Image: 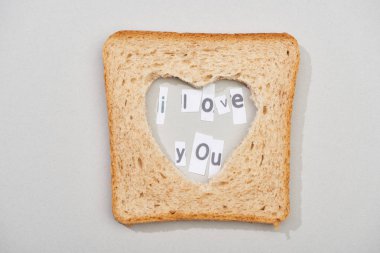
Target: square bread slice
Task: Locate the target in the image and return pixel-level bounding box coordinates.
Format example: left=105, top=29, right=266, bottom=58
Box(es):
left=103, top=31, right=300, bottom=225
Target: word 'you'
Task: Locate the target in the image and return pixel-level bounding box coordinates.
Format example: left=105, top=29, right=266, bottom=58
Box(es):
left=156, top=84, right=247, bottom=125
left=175, top=132, right=224, bottom=178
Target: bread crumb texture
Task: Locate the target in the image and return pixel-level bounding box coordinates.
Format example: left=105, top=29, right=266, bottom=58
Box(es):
left=103, top=31, right=300, bottom=225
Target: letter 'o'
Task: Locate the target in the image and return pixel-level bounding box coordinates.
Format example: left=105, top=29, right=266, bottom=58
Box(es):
left=202, top=98, right=213, bottom=112
left=195, top=143, right=209, bottom=160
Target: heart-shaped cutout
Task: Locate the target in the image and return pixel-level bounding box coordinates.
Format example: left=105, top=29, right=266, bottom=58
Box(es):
left=146, top=78, right=257, bottom=183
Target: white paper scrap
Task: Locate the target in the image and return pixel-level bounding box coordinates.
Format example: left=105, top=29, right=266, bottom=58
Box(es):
left=214, top=95, right=230, bottom=115
left=208, top=139, right=224, bottom=178
left=201, top=84, right=215, bottom=121
left=181, top=89, right=202, bottom=112
left=230, top=88, right=247, bottom=124
left=156, top=86, right=168, bottom=125
left=188, top=132, right=213, bottom=175
left=174, top=141, right=186, bottom=167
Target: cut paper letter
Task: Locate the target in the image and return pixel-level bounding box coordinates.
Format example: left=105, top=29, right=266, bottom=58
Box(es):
left=214, top=95, right=230, bottom=115
left=156, top=86, right=168, bottom=125
left=174, top=141, right=186, bottom=167
left=201, top=84, right=215, bottom=121
left=181, top=89, right=202, bottom=112
left=188, top=132, right=213, bottom=175
left=230, top=88, right=247, bottom=124
left=208, top=138, right=224, bottom=178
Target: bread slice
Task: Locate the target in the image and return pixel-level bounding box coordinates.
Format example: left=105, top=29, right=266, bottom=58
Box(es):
left=103, top=31, right=300, bottom=225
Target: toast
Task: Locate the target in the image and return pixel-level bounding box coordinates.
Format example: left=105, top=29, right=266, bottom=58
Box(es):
left=103, top=31, right=300, bottom=225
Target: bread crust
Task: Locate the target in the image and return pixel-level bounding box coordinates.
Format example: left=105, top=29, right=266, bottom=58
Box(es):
left=103, top=30, right=300, bottom=226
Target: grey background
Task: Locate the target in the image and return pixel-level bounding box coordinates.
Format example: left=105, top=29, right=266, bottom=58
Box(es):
left=0, top=0, right=379, bottom=252
left=146, top=79, right=256, bottom=183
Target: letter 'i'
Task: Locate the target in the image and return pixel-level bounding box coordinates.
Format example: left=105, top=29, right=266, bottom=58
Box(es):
left=161, top=96, right=165, bottom=113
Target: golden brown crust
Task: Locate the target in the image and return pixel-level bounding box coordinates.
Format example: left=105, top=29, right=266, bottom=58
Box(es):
left=282, top=38, right=300, bottom=221
left=103, top=30, right=300, bottom=226
left=104, top=30, right=299, bottom=52
left=115, top=212, right=280, bottom=226
left=107, top=29, right=297, bottom=39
